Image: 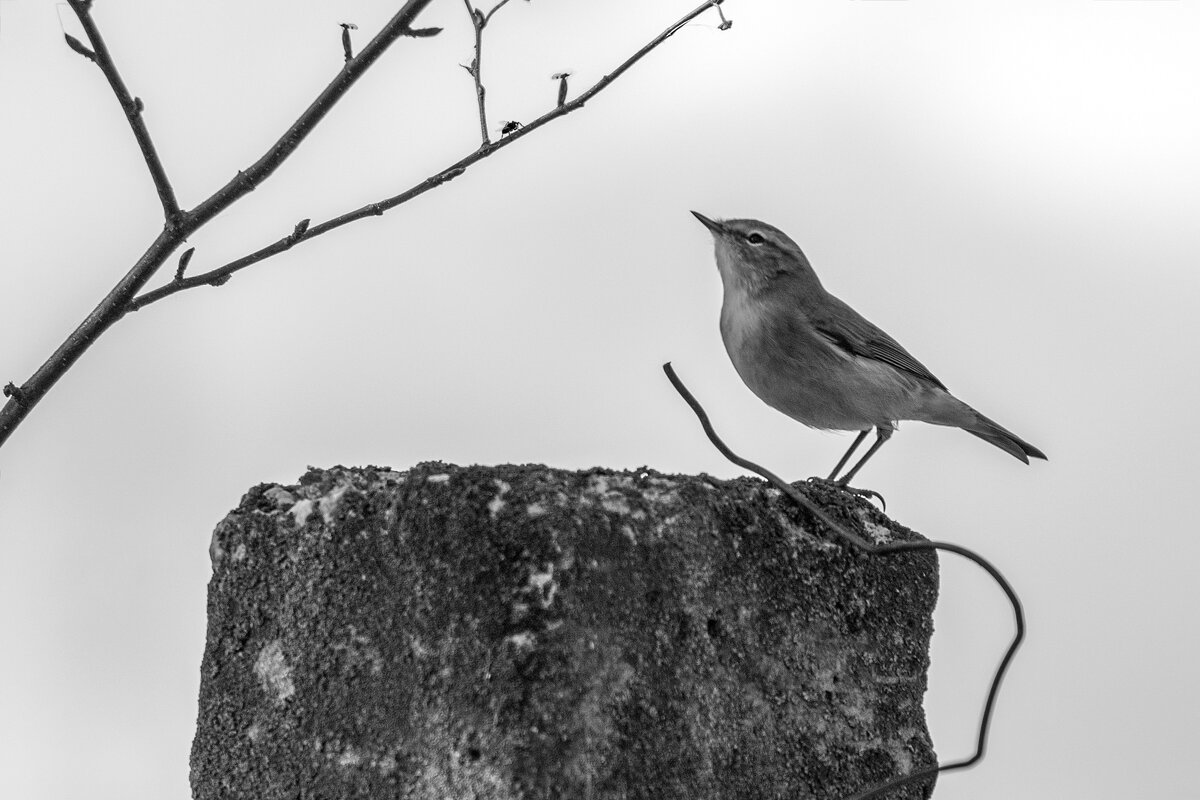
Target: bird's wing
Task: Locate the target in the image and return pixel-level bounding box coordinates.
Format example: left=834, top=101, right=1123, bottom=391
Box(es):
left=811, top=294, right=948, bottom=390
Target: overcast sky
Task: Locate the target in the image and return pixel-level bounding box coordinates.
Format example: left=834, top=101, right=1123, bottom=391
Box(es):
left=2, top=1, right=1198, bottom=798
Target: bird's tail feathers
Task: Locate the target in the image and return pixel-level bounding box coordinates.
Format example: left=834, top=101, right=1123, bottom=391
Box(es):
left=964, top=410, right=1047, bottom=464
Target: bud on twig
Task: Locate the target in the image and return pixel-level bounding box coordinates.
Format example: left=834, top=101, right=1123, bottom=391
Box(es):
left=292, top=219, right=311, bottom=240
left=174, top=247, right=195, bottom=281
left=552, top=72, right=571, bottom=108
left=3, top=383, right=24, bottom=403
left=339, top=23, right=358, bottom=62
left=63, top=33, right=97, bottom=63
left=402, top=27, right=443, bottom=38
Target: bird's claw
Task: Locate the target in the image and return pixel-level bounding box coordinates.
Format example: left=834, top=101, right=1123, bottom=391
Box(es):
left=806, top=477, right=887, bottom=512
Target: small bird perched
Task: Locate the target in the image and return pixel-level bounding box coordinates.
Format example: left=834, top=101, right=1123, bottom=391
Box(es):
left=692, top=212, right=1046, bottom=485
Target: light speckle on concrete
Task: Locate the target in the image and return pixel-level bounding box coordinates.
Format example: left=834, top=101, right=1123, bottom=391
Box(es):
left=505, top=631, right=536, bottom=650
left=289, top=499, right=314, bottom=526
left=254, top=640, right=295, bottom=705
left=488, top=479, right=510, bottom=519
left=319, top=485, right=349, bottom=525
left=264, top=486, right=296, bottom=509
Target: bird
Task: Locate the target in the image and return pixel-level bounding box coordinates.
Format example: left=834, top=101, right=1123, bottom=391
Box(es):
left=692, top=211, right=1046, bottom=486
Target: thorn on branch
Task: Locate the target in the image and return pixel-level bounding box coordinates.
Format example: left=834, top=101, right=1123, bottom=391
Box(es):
left=461, top=61, right=477, bottom=78
left=402, top=27, right=443, bottom=38
left=63, top=33, right=97, bottom=63
left=3, top=383, right=24, bottom=404
left=339, top=23, right=358, bottom=63
left=552, top=72, right=571, bottom=108
left=175, top=247, right=196, bottom=281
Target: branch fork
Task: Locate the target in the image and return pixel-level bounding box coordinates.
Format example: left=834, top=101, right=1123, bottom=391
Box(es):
left=1, top=0, right=729, bottom=450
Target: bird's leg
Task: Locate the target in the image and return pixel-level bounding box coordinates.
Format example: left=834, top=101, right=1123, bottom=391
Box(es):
left=826, top=429, right=870, bottom=482
left=806, top=428, right=887, bottom=510
left=837, top=425, right=894, bottom=486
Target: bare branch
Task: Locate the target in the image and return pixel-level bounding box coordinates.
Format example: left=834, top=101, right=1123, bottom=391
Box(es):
left=1, top=0, right=724, bottom=448
left=463, top=1, right=490, bottom=145
left=461, top=0, right=525, bottom=146
left=185, top=0, right=439, bottom=231
left=65, top=0, right=181, bottom=223
left=0, top=0, right=440, bottom=449
left=130, top=161, right=469, bottom=310
left=482, top=0, right=519, bottom=26
left=129, top=0, right=730, bottom=311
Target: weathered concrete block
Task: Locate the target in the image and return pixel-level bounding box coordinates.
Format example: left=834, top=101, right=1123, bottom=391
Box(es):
left=192, top=463, right=937, bottom=799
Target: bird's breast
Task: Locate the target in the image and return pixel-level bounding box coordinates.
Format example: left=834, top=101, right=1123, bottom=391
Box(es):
left=719, top=289, right=923, bottom=431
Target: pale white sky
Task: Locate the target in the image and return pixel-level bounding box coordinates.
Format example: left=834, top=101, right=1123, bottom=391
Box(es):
left=2, top=1, right=1198, bottom=798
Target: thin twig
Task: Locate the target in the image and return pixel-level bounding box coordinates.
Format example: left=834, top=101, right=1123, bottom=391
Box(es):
left=661, top=362, right=1026, bottom=800
left=184, top=0, right=438, bottom=232
left=128, top=0, right=729, bottom=310
left=463, top=1, right=490, bottom=145
left=0, top=0, right=439, bottom=450
left=482, top=0, right=518, bottom=26
left=1, top=0, right=722, bottom=449
left=65, top=0, right=181, bottom=224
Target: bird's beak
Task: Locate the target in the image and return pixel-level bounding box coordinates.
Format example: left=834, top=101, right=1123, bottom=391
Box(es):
left=691, top=211, right=723, bottom=235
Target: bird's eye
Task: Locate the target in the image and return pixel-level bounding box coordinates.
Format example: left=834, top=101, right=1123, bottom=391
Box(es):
left=746, top=232, right=766, bottom=246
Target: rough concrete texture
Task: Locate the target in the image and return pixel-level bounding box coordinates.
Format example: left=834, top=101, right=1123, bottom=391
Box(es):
left=192, top=463, right=938, bottom=800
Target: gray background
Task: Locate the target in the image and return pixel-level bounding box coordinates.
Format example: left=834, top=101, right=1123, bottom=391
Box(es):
left=1, top=1, right=1197, bottom=798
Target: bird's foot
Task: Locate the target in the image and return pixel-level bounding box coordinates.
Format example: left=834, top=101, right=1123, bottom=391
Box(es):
left=806, top=477, right=887, bottom=512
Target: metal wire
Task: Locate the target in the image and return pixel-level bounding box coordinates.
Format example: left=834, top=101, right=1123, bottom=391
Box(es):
left=663, top=362, right=1025, bottom=800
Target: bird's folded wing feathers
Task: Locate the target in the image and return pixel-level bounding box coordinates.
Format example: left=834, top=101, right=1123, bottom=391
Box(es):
left=812, top=294, right=947, bottom=390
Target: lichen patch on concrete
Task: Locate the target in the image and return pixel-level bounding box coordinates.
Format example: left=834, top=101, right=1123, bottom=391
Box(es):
left=288, top=499, right=314, bottom=527
left=319, top=484, right=348, bottom=525
left=858, top=511, right=896, bottom=544
left=253, top=640, right=295, bottom=705
left=488, top=479, right=510, bottom=519
left=263, top=486, right=296, bottom=509
left=526, top=563, right=558, bottom=609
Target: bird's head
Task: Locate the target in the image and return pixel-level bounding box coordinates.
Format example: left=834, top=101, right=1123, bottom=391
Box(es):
left=691, top=211, right=819, bottom=294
